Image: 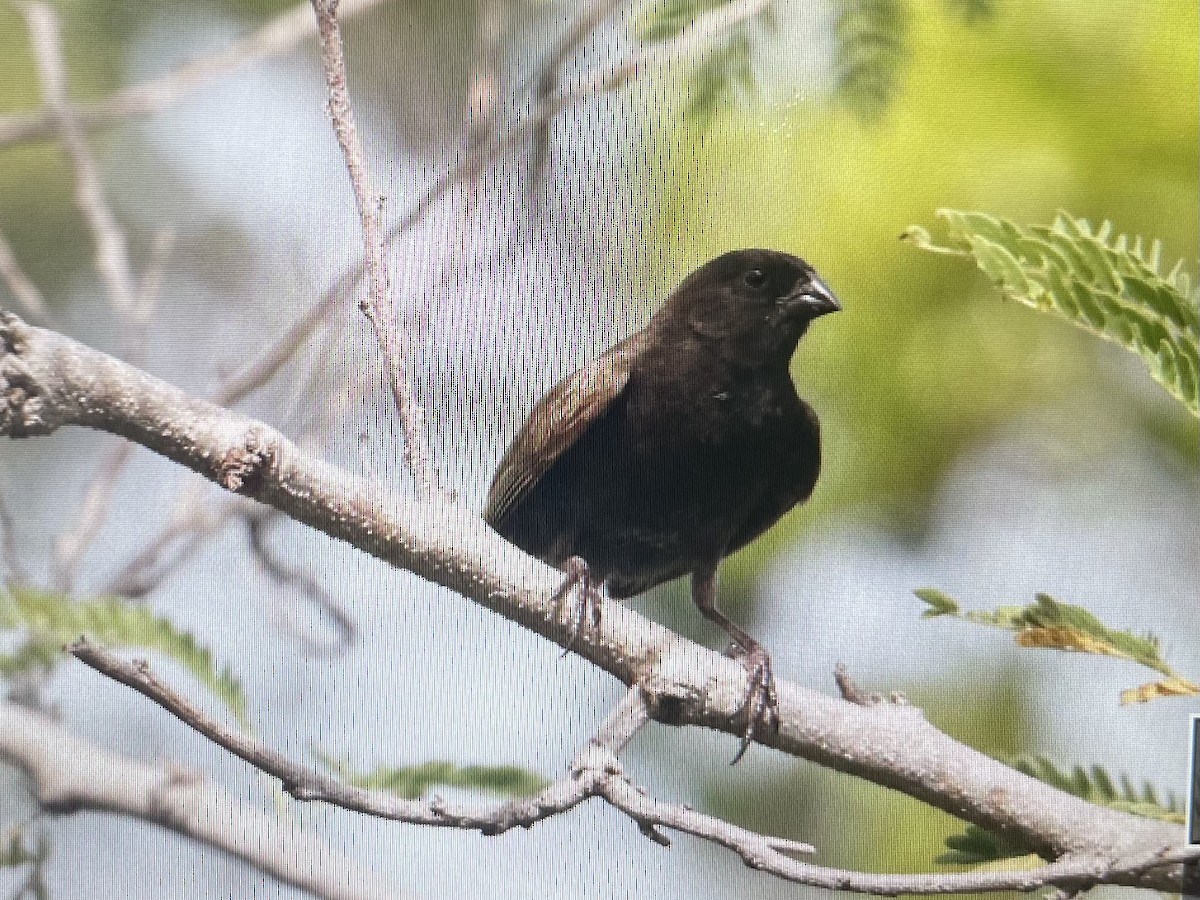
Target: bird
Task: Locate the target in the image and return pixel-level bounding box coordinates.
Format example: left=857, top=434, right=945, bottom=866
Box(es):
left=484, top=249, right=840, bottom=762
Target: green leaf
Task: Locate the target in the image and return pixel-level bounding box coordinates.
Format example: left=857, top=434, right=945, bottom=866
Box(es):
left=0, top=587, right=247, bottom=726
left=915, top=589, right=1200, bottom=704
left=317, top=755, right=551, bottom=800
left=904, top=209, right=1200, bottom=416
left=914, top=587, right=959, bottom=617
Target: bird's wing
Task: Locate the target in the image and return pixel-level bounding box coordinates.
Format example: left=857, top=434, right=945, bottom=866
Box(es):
left=484, top=336, right=639, bottom=528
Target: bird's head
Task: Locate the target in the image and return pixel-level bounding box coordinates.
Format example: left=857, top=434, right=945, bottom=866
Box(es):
left=658, top=249, right=841, bottom=363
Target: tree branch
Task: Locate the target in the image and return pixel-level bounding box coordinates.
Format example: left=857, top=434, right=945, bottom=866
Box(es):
left=0, top=312, right=1188, bottom=895
left=0, top=698, right=401, bottom=900
left=66, top=639, right=1199, bottom=896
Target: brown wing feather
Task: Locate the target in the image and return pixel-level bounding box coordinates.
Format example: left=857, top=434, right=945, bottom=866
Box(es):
left=484, top=335, right=640, bottom=528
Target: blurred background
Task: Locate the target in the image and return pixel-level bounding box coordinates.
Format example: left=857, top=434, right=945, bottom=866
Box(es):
left=0, top=0, right=1196, bottom=897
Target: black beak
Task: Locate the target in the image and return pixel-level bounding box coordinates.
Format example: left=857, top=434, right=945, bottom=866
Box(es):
left=782, top=274, right=841, bottom=318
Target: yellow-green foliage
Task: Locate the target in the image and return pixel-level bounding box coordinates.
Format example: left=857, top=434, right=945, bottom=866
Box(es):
left=916, top=589, right=1200, bottom=704
left=0, top=587, right=247, bottom=725
left=906, top=210, right=1198, bottom=416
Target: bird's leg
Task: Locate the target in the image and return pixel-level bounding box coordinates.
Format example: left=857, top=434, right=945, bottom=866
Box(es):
left=550, top=556, right=604, bottom=655
left=691, top=564, right=779, bottom=764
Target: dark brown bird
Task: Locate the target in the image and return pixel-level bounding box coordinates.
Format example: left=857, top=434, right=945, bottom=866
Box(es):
left=485, top=249, right=840, bottom=761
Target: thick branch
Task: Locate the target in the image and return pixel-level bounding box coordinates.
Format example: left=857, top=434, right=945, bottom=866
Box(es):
left=0, top=312, right=1187, bottom=892
left=0, top=699, right=400, bottom=900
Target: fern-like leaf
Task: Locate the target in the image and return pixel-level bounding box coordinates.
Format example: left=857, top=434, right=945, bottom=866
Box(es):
left=0, top=587, right=247, bottom=725
left=317, top=754, right=551, bottom=800
left=940, top=758, right=1182, bottom=866
left=914, top=589, right=1200, bottom=704
left=903, top=210, right=1200, bottom=417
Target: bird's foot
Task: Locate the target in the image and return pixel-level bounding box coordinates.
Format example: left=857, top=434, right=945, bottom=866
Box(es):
left=725, top=640, right=779, bottom=765
left=549, top=556, right=603, bottom=656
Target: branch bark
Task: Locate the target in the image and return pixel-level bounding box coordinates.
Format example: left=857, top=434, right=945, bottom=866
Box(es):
left=0, top=311, right=1188, bottom=894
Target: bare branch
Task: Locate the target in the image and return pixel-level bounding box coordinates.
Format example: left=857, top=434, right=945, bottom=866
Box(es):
left=0, top=0, right=390, bottom=150
left=0, top=227, right=49, bottom=323
left=22, top=2, right=136, bottom=312
left=50, top=228, right=176, bottom=593
left=0, top=313, right=1187, bottom=893
left=103, top=484, right=239, bottom=597
left=245, top=507, right=356, bottom=652
left=309, top=0, right=439, bottom=497
left=66, top=639, right=1196, bottom=896
left=51, top=442, right=135, bottom=592
left=0, top=698, right=401, bottom=900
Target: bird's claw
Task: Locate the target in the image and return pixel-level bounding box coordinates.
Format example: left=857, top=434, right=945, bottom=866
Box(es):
left=727, top=641, right=779, bottom=765
left=550, top=556, right=603, bottom=656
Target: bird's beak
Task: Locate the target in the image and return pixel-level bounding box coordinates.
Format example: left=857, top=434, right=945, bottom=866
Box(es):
left=782, top=275, right=841, bottom=318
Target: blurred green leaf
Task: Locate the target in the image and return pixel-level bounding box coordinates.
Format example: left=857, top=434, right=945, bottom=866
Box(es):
left=835, top=0, right=909, bottom=120
left=905, top=210, right=1200, bottom=416
left=943, top=0, right=996, bottom=23
left=633, top=0, right=732, bottom=42
left=318, top=754, right=551, bottom=800
left=915, top=588, right=960, bottom=617
left=0, top=586, right=248, bottom=725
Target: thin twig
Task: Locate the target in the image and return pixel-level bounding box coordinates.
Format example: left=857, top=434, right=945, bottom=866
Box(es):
left=527, top=0, right=626, bottom=187
left=309, top=0, right=439, bottom=497
left=0, top=0, right=390, bottom=150
left=245, top=507, right=356, bottom=652
left=51, top=442, right=135, bottom=593
left=397, top=0, right=769, bottom=232
left=0, top=227, right=49, bottom=323
left=50, top=228, right=176, bottom=593
left=22, top=2, right=135, bottom=312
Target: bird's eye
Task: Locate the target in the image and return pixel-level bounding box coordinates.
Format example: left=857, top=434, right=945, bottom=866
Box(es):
left=742, top=269, right=767, bottom=290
